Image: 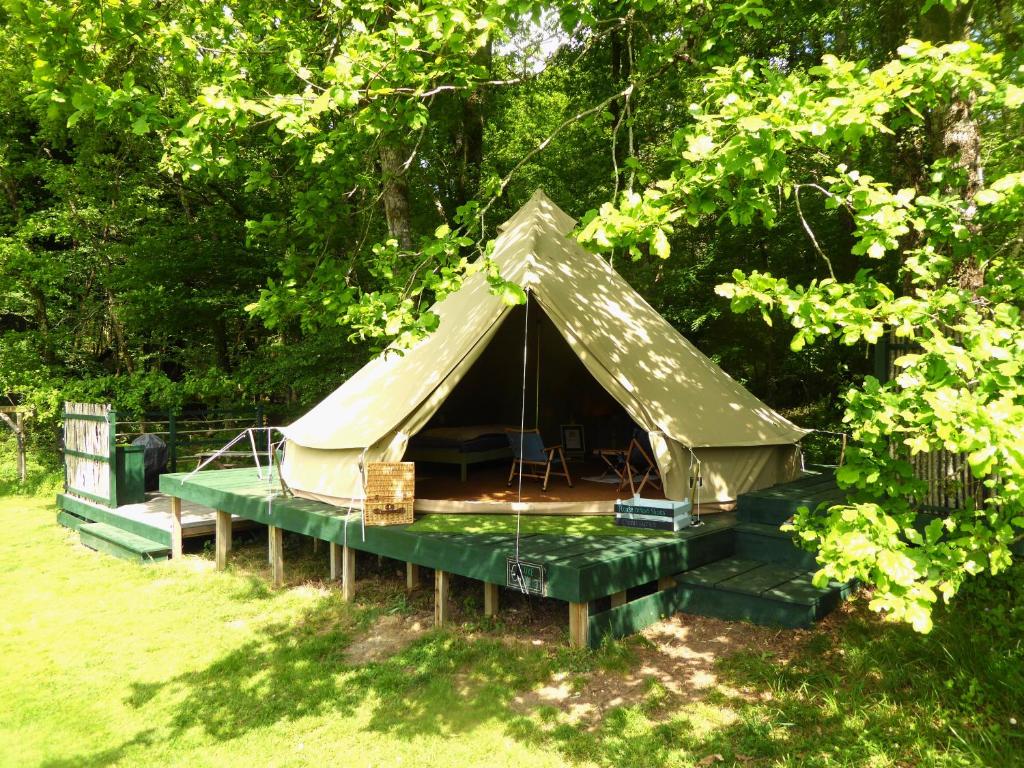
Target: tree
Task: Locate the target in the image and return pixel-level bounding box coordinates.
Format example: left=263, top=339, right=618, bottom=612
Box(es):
left=578, top=1, right=1024, bottom=631
left=3, top=0, right=1022, bottom=630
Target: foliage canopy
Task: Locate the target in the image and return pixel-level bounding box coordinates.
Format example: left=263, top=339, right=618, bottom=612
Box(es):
left=1, top=0, right=1022, bottom=628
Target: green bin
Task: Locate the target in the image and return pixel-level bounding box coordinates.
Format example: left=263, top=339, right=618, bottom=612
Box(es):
left=115, top=445, right=147, bottom=506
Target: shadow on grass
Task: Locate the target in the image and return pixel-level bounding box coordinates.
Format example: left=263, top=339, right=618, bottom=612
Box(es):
left=123, top=592, right=556, bottom=743
left=46, top=535, right=1024, bottom=768
left=38, top=730, right=158, bottom=768
left=507, top=593, right=1024, bottom=767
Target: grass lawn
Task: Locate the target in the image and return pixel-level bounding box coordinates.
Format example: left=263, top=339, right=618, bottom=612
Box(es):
left=1, top=493, right=1021, bottom=767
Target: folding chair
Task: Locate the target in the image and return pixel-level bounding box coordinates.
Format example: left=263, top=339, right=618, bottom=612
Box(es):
left=595, top=446, right=629, bottom=486
left=596, top=429, right=662, bottom=496
left=505, top=428, right=573, bottom=491
left=623, top=431, right=662, bottom=496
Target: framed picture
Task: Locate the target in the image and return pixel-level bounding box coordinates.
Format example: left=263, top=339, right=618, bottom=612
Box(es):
left=560, top=424, right=585, bottom=459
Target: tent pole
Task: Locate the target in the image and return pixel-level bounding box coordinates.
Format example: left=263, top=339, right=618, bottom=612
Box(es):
left=534, top=310, right=541, bottom=429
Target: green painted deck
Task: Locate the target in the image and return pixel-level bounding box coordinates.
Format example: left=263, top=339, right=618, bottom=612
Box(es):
left=159, top=468, right=735, bottom=605
left=148, top=466, right=852, bottom=647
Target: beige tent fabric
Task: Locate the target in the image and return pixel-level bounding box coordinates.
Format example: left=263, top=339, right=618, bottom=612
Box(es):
left=281, top=189, right=809, bottom=506
left=692, top=445, right=804, bottom=502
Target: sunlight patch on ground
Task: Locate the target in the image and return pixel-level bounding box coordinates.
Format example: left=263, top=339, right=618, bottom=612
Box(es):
left=344, top=612, right=432, bottom=665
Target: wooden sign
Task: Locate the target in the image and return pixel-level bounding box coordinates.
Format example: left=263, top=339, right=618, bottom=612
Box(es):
left=506, top=558, right=545, bottom=595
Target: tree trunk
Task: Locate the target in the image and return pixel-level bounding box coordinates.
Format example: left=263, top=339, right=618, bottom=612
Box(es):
left=378, top=143, right=414, bottom=250
left=28, top=285, right=55, bottom=364
left=106, top=288, right=134, bottom=374
left=609, top=28, right=627, bottom=182
left=447, top=40, right=490, bottom=215
left=919, top=1, right=984, bottom=291
left=457, top=83, right=485, bottom=208
left=213, top=315, right=230, bottom=370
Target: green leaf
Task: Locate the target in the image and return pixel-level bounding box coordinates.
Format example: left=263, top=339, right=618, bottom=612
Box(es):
left=496, top=282, right=527, bottom=306
left=974, top=188, right=1000, bottom=206
left=651, top=228, right=670, bottom=259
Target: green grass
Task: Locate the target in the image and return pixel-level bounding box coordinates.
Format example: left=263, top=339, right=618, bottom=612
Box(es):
left=408, top=513, right=675, bottom=537
left=0, top=438, right=63, bottom=497
left=2, top=494, right=1021, bottom=767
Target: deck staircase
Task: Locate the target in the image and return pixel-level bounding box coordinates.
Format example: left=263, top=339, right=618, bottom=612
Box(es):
left=57, top=507, right=170, bottom=563
left=673, top=471, right=854, bottom=628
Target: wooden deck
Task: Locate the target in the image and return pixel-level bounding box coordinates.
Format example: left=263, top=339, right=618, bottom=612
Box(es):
left=54, top=466, right=857, bottom=647
left=159, top=467, right=735, bottom=646
left=413, top=461, right=669, bottom=514
left=56, top=490, right=250, bottom=548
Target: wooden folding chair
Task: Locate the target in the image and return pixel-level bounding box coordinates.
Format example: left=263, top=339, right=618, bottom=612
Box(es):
left=622, top=432, right=662, bottom=496
left=505, top=428, right=573, bottom=491
left=596, top=430, right=663, bottom=496
left=595, top=446, right=629, bottom=485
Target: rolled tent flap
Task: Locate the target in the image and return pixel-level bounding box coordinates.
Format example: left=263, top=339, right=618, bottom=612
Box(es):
left=689, top=444, right=804, bottom=503
left=281, top=432, right=409, bottom=507
left=280, top=189, right=810, bottom=507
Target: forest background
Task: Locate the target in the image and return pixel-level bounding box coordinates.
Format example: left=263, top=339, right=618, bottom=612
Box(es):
left=1, top=0, right=1021, bottom=627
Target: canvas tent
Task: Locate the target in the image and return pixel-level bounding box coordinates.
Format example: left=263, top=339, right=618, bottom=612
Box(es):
left=280, top=189, right=809, bottom=510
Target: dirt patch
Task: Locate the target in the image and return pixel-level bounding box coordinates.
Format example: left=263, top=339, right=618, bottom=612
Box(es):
left=344, top=611, right=432, bottom=665
left=513, top=612, right=815, bottom=726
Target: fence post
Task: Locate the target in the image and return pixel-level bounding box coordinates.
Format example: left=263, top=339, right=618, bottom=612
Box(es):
left=61, top=406, right=69, bottom=494
left=107, top=409, right=118, bottom=508
left=168, top=412, right=177, bottom=473
left=255, top=405, right=266, bottom=452
left=872, top=334, right=890, bottom=383
left=15, top=411, right=25, bottom=483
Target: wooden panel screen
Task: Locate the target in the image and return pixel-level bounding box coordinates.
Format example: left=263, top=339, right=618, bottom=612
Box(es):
left=63, top=402, right=115, bottom=506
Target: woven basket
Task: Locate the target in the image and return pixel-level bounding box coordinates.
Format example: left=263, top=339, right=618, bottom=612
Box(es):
left=363, top=462, right=415, bottom=526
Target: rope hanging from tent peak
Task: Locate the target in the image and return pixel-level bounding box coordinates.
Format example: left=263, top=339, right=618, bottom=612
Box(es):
left=510, top=289, right=532, bottom=595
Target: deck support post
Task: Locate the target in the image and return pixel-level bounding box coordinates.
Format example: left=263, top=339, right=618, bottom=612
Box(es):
left=610, top=590, right=627, bottom=608
left=329, top=542, right=343, bottom=581
left=341, top=545, right=355, bottom=602
left=406, top=562, right=420, bottom=591
left=484, top=582, right=499, bottom=617
left=435, top=569, right=451, bottom=627
left=312, top=537, right=320, bottom=554
left=215, top=509, right=231, bottom=570
left=270, top=525, right=284, bottom=587
left=569, top=602, right=589, bottom=648
left=169, top=496, right=183, bottom=559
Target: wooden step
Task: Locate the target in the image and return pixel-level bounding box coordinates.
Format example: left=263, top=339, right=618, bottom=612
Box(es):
left=57, top=509, right=89, bottom=532
left=735, top=489, right=846, bottom=525
left=734, top=522, right=819, bottom=570
left=675, top=556, right=851, bottom=628
left=734, top=471, right=846, bottom=526
left=79, top=522, right=170, bottom=564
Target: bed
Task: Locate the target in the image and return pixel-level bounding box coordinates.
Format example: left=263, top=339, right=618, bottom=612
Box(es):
left=405, top=425, right=513, bottom=481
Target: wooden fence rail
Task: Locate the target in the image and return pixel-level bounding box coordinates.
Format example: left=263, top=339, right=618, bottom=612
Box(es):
left=62, top=403, right=264, bottom=507
left=115, top=408, right=264, bottom=472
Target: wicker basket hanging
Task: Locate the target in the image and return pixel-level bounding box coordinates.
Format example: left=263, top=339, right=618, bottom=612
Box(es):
left=363, top=461, right=415, bottom=526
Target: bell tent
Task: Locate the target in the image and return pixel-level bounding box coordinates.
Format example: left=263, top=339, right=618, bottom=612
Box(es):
left=280, top=190, right=808, bottom=510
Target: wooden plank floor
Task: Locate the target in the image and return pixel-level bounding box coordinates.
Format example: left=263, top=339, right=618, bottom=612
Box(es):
left=57, top=491, right=246, bottom=539
left=159, top=468, right=735, bottom=604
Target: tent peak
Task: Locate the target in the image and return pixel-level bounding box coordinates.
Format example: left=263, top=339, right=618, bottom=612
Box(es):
left=497, top=188, right=577, bottom=237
